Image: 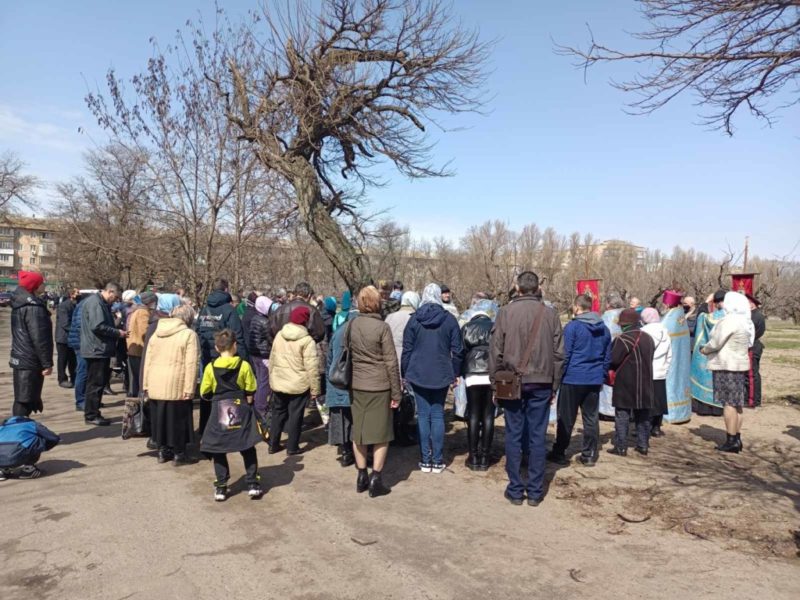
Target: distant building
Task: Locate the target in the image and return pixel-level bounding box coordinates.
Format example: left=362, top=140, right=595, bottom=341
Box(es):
left=0, top=218, right=60, bottom=291
left=590, top=239, right=648, bottom=268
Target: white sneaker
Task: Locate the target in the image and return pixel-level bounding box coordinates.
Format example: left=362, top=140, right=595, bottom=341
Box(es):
left=419, top=462, right=432, bottom=473
left=214, top=486, right=227, bottom=502
left=0, top=468, right=10, bottom=481
left=431, top=463, right=446, bottom=474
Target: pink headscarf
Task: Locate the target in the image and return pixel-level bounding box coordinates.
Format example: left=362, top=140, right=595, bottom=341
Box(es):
left=641, top=307, right=660, bottom=324
left=255, top=295, right=273, bottom=316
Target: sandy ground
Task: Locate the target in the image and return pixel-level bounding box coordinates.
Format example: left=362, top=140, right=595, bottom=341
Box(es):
left=0, top=310, right=798, bottom=600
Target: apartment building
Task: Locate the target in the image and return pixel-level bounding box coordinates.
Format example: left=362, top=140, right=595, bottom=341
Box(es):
left=0, top=218, right=59, bottom=291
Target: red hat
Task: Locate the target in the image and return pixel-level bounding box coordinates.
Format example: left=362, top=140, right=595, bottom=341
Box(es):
left=18, top=271, right=44, bottom=294
left=290, top=305, right=311, bottom=326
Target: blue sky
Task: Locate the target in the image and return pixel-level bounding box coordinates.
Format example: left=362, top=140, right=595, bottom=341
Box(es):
left=1, top=0, right=798, bottom=260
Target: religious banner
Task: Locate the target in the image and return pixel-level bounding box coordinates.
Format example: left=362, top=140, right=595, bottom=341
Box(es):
left=731, top=273, right=757, bottom=296
left=576, top=279, right=601, bottom=313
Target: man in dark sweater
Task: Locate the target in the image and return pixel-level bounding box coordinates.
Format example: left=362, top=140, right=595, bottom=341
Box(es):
left=269, top=282, right=325, bottom=343
left=547, top=294, right=611, bottom=467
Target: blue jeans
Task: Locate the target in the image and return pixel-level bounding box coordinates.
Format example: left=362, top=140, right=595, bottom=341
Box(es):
left=74, top=354, right=87, bottom=408
left=502, top=384, right=552, bottom=500
left=413, top=385, right=448, bottom=465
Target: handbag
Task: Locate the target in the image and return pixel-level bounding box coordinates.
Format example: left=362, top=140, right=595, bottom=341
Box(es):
left=121, top=393, right=148, bottom=440
left=494, top=304, right=545, bottom=401
left=328, top=320, right=353, bottom=390
left=606, top=332, right=642, bottom=386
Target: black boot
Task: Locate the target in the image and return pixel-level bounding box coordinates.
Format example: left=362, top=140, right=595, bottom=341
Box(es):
left=734, top=433, right=743, bottom=452
left=478, top=450, right=490, bottom=471
left=368, top=470, right=391, bottom=498
left=340, top=449, right=355, bottom=467
left=716, top=434, right=741, bottom=453
left=466, top=451, right=479, bottom=471
left=356, top=468, right=369, bottom=493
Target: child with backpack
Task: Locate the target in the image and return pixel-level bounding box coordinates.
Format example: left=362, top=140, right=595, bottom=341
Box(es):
left=199, top=329, right=263, bottom=501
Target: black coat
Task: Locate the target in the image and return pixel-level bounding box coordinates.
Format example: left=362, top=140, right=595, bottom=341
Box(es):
left=610, top=329, right=655, bottom=411
left=461, top=315, right=493, bottom=377
left=247, top=312, right=273, bottom=359
left=9, top=287, right=54, bottom=371
left=269, top=298, right=325, bottom=343
left=241, top=305, right=257, bottom=342
left=195, top=290, right=249, bottom=364
left=54, top=297, right=74, bottom=345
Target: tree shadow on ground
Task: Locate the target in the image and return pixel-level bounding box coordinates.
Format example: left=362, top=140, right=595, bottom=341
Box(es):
left=58, top=417, right=123, bottom=445
left=784, top=425, right=800, bottom=443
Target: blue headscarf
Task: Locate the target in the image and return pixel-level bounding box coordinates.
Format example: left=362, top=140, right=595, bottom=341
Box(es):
left=340, top=290, right=352, bottom=312
left=324, top=296, right=337, bottom=314
left=157, top=293, right=182, bottom=313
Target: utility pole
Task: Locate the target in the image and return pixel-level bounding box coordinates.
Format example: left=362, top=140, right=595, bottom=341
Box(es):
left=743, top=236, right=750, bottom=271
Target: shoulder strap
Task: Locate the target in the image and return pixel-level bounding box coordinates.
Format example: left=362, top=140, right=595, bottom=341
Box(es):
left=515, top=303, right=545, bottom=375
left=617, top=332, right=642, bottom=373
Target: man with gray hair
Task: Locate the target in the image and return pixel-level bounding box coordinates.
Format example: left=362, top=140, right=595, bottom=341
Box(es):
left=81, top=282, right=128, bottom=426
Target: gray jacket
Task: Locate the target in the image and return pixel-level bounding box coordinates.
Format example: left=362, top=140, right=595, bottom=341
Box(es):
left=80, top=293, right=120, bottom=359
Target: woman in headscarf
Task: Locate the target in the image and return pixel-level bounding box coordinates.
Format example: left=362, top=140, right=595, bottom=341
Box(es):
left=247, top=295, right=274, bottom=415
left=348, top=286, right=402, bottom=497
left=607, top=309, right=656, bottom=457
left=142, top=304, right=200, bottom=465
left=332, top=291, right=352, bottom=332
left=640, top=307, right=672, bottom=438
left=385, top=291, right=421, bottom=365
left=460, top=300, right=499, bottom=470
left=321, top=296, right=337, bottom=342
left=402, top=283, right=464, bottom=474
left=700, top=291, right=753, bottom=453
left=326, top=294, right=358, bottom=467
left=691, top=293, right=726, bottom=416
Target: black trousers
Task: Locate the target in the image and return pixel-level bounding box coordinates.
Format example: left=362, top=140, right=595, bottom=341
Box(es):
left=212, top=447, right=258, bottom=486
left=84, top=358, right=110, bottom=420
left=466, top=384, right=495, bottom=456
left=614, top=408, right=650, bottom=450
left=12, top=368, right=44, bottom=415
left=56, top=343, right=76, bottom=384
left=128, top=356, right=142, bottom=398
left=270, top=391, right=309, bottom=452
left=554, top=383, right=601, bottom=459
left=750, top=342, right=763, bottom=407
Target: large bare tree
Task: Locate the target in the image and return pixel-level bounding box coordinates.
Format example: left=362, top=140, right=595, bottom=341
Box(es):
left=0, top=151, right=40, bottom=215
left=559, top=0, right=800, bottom=134
left=210, top=0, right=491, bottom=289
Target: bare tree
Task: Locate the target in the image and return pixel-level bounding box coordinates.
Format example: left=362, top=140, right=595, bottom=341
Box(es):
left=0, top=151, right=40, bottom=214
left=210, top=0, right=492, bottom=289
left=558, top=1, right=800, bottom=134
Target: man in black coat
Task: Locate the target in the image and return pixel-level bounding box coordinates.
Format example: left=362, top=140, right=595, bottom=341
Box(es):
left=269, top=282, right=325, bottom=343
left=55, top=288, right=78, bottom=388
left=80, top=282, right=126, bottom=426
left=195, top=278, right=249, bottom=434
left=9, top=271, right=54, bottom=417
left=747, top=294, right=766, bottom=407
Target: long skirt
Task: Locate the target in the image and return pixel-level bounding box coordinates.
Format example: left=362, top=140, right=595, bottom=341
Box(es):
left=150, top=399, right=194, bottom=453
left=351, top=389, right=393, bottom=445
left=328, top=406, right=353, bottom=446
left=653, top=379, right=668, bottom=416
left=712, top=370, right=747, bottom=408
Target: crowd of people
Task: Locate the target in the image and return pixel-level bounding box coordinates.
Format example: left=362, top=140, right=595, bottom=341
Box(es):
left=4, top=269, right=765, bottom=505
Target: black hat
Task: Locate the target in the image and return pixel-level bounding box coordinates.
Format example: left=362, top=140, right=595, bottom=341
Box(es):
left=713, top=289, right=727, bottom=303
left=440, top=284, right=451, bottom=294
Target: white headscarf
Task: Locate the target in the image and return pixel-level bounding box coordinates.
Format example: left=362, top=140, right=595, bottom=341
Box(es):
left=723, top=291, right=755, bottom=346
left=421, top=283, right=443, bottom=307
left=401, top=291, right=421, bottom=310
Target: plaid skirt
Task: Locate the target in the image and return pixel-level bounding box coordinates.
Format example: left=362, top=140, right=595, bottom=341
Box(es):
left=712, top=370, right=747, bottom=408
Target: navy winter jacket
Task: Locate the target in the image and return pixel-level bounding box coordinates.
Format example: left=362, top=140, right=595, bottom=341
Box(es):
left=561, top=312, right=612, bottom=386
left=195, top=290, right=249, bottom=365
left=401, top=303, right=464, bottom=390
left=67, top=299, right=84, bottom=351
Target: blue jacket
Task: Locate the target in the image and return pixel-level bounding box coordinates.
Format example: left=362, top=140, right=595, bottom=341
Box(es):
left=0, top=416, right=60, bottom=468
left=325, top=310, right=356, bottom=408
left=67, top=299, right=85, bottom=351
left=401, top=303, right=464, bottom=390
left=562, top=312, right=612, bottom=386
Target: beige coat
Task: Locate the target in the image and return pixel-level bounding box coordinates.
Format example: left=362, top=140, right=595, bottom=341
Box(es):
left=142, top=318, right=199, bottom=400
left=701, top=316, right=750, bottom=372
left=269, top=323, right=320, bottom=396
left=127, top=306, right=150, bottom=357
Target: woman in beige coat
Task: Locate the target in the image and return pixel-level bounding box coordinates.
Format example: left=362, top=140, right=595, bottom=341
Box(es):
left=268, top=306, right=320, bottom=455
left=143, top=304, right=200, bottom=465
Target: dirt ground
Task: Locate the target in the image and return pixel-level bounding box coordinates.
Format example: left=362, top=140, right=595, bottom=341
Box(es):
left=0, top=310, right=798, bottom=600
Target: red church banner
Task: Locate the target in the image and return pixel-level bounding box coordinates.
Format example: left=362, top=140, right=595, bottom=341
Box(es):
left=576, top=279, right=601, bottom=313
left=731, top=273, right=757, bottom=296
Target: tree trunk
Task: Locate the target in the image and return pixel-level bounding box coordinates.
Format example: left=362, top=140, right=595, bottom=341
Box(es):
left=291, top=162, right=371, bottom=292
